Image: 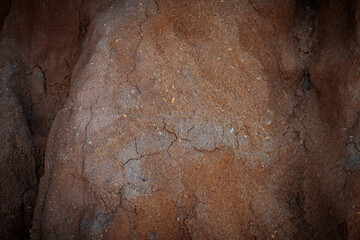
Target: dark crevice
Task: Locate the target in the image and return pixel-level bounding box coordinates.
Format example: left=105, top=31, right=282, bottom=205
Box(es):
left=78, top=11, right=90, bottom=43
left=302, top=70, right=313, bottom=94
left=1, top=1, right=93, bottom=239
left=344, top=0, right=358, bottom=43
left=153, top=0, right=160, bottom=13
left=292, top=0, right=360, bottom=239
left=33, top=65, right=47, bottom=93
left=0, top=0, right=11, bottom=32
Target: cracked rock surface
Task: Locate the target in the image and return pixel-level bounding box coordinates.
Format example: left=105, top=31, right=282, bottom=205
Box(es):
left=1, top=0, right=360, bottom=239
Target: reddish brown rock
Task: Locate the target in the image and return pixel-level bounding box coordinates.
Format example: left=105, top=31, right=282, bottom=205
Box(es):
left=1, top=0, right=360, bottom=239
left=30, top=0, right=306, bottom=238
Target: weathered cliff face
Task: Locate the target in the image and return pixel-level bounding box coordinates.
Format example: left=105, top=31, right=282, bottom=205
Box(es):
left=1, top=0, right=360, bottom=239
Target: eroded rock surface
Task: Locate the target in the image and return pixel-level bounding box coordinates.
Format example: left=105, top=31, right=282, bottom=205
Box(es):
left=1, top=0, right=360, bottom=239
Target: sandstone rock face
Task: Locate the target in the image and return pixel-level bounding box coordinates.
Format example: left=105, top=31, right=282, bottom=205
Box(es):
left=1, top=0, right=360, bottom=239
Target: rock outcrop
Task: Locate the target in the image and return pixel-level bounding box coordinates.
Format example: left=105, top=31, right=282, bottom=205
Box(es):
left=1, top=0, right=360, bottom=239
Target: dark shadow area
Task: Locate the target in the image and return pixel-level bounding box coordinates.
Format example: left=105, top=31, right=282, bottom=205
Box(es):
left=0, top=0, right=11, bottom=32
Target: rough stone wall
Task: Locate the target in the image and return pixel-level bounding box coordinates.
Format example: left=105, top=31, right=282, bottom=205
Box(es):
left=0, top=0, right=360, bottom=239
left=0, top=0, right=83, bottom=238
